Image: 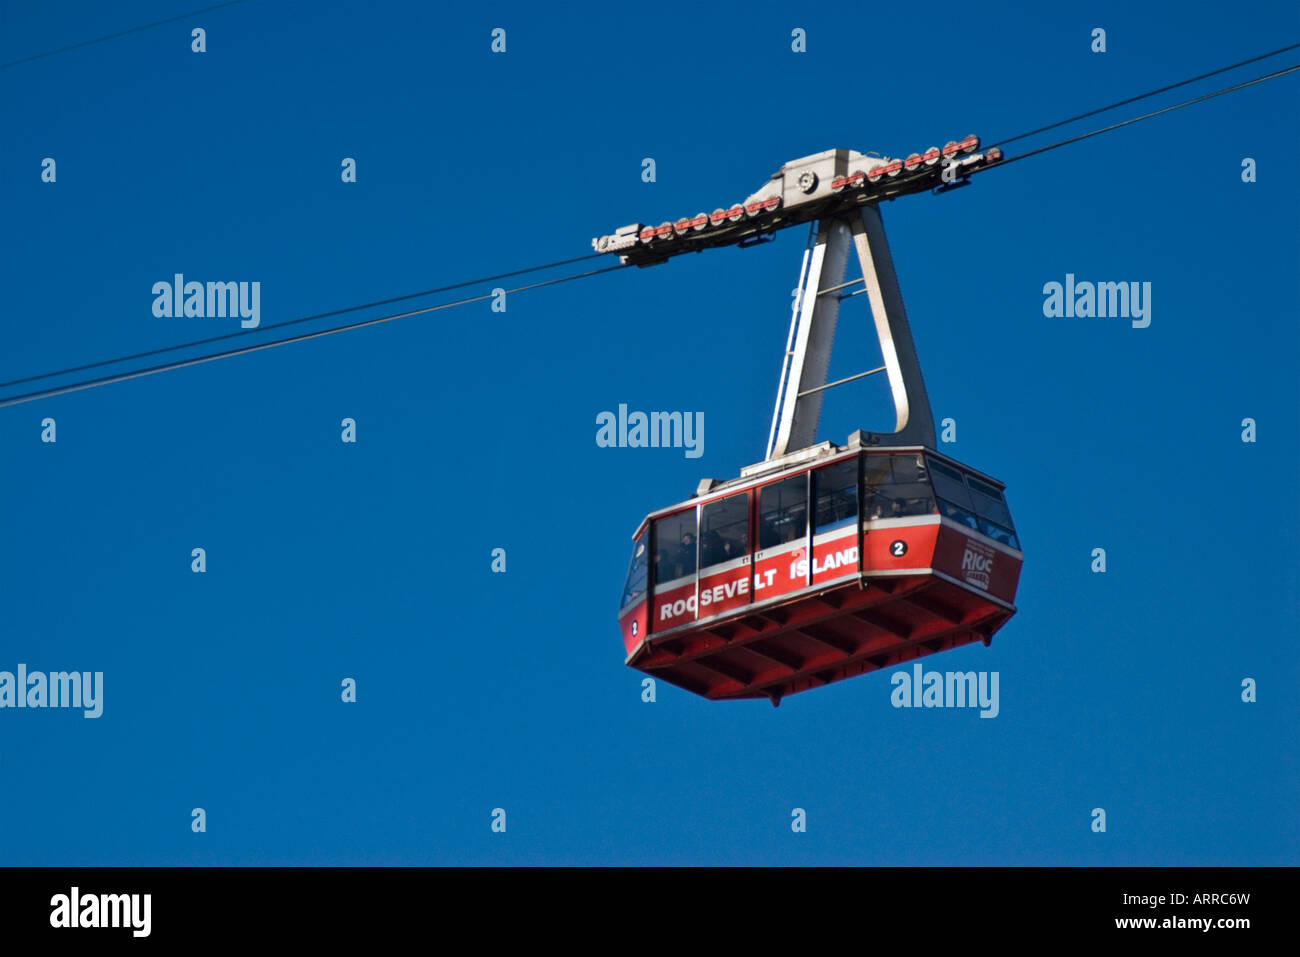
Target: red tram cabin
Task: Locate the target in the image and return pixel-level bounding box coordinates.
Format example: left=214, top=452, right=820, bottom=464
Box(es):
left=617, top=436, right=1021, bottom=705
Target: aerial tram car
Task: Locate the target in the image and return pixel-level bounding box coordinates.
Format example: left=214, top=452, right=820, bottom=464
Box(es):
left=595, top=137, right=1022, bottom=705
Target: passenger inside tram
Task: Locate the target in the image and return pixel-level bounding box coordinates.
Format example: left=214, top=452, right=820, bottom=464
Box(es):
left=700, top=493, right=749, bottom=569
left=759, top=475, right=807, bottom=549
left=674, top=532, right=697, bottom=578
left=655, top=548, right=672, bottom=584
left=700, top=529, right=727, bottom=566
left=866, top=491, right=937, bottom=519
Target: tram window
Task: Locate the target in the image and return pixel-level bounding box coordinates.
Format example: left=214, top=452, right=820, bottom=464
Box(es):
left=891, top=453, right=928, bottom=485
left=813, top=459, right=858, bottom=533
left=700, top=492, right=749, bottom=569
left=759, top=474, right=807, bottom=549
left=653, top=510, right=697, bottom=585
left=928, top=459, right=979, bottom=530
left=938, top=500, right=979, bottom=530
left=620, top=532, right=648, bottom=609
left=862, top=455, right=893, bottom=490
left=968, top=476, right=1015, bottom=530
left=929, top=459, right=973, bottom=508
left=864, top=455, right=936, bottom=519
left=979, top=520, right=1020, bottom=549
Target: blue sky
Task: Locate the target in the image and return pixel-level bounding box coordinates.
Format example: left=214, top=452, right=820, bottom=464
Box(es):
left=0, top=0, right=1296, bottom=865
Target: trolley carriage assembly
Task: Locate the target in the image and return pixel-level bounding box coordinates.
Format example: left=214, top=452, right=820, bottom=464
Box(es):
left=599, top=136, right=1021, bottom=706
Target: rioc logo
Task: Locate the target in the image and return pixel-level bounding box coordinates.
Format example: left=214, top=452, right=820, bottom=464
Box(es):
left=961, top=544, right=993, bottom=590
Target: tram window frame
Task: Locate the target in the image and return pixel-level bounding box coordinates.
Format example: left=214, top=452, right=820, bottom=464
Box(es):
left=699, top=492, right=750, bottom=571
left=620, top=530, right=649, bottom=610
left=651, top=509, right=698, bottom=587
left=758, top=473, right=808, bottom=550
left=813, top=459, right=859, bottom=534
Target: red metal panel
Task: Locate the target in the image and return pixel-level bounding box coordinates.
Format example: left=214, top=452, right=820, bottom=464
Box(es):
left=932, top=524, right=1022, bottom=604
left=697, top=563, right=753, bottom=618
left=618, top=599, right=647, bottom=657
left=862, top=521, right=938, bottom=573
left=652, top=579, right=696, bottom=632
left=751, top=541, right=805, bottom=602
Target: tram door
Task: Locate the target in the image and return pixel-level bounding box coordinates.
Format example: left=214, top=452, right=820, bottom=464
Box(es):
left=810, top=458, right=860, bottom=586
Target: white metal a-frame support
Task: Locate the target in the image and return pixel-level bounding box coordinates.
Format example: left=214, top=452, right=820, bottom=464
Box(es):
left=765, top=204, right=937, bottom=461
